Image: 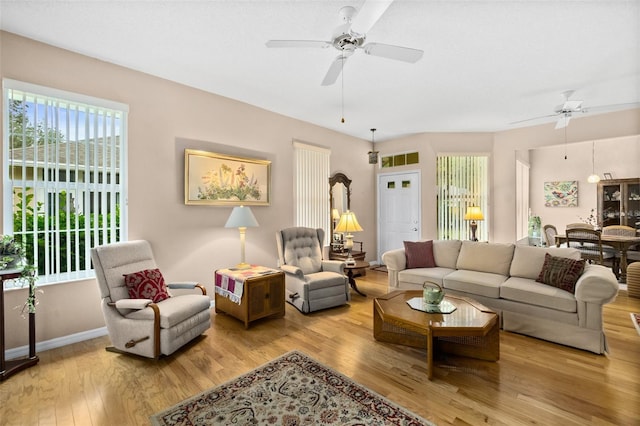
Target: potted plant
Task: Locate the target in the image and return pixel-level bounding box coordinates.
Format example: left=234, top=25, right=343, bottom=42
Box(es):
left=0, top=235, right=38, bottom=314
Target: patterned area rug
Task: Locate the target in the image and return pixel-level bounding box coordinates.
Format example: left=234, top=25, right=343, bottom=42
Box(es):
left=150, top=350, right=434, bottom=426
left=632, top=313, right=640, bottom=336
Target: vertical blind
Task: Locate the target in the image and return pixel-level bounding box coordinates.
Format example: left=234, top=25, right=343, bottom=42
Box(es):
left=3, top=79, right=128, bottom=284
left=293, top=141, right=330, bottom=245
left=436, top=154, right=489, bottom=240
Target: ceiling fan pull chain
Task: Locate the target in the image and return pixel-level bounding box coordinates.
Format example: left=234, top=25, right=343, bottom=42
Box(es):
left=341, top=52, right=345, bottom=123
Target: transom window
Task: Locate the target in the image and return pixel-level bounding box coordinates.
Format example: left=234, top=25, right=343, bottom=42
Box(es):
left=3, top=79, right=128, bottom=286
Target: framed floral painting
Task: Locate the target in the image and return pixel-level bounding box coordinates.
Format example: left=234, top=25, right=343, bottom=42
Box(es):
left=184, top=149, right=271, bottom=206
left=544, top=180, right=578, bottom=207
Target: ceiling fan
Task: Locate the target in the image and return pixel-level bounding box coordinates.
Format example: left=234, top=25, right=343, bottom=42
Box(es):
left=511, top=90, right=638, bottom=129
left=265, top=0, right=424, bottom=86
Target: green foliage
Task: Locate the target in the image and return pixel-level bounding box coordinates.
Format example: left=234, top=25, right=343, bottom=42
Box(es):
left=13, top=189, right=120, bottom=276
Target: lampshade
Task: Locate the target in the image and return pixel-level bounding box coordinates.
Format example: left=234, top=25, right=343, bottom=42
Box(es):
left=331, top=208, right=341, bottom=221
left=464, top=206, right=484, bottom=221
left=225, top=206, right=259, bottom=228
left=334, top=210, right=363, bottom=233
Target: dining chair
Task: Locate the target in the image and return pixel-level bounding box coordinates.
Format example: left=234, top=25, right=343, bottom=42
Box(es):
left=602, top=225, right=640, bottom=264
left=565, top=228, right=616, bottom=268
left=543, top=224, right=559, bottom=247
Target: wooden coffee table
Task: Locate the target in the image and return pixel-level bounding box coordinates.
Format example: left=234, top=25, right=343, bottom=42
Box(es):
left=373, top=290, right=499, bottom=379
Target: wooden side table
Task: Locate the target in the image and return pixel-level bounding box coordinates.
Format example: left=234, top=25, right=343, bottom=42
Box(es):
left=215, top=268, right=285, bottom=329
left=344, top=260, right=369, bottom=297
left=1, top=270, right=39, bottom=381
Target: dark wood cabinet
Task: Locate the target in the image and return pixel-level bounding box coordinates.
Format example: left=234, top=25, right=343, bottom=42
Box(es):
left=598, top=178, right=640, bottom=230
left=215, top=270, right=285, bottom=329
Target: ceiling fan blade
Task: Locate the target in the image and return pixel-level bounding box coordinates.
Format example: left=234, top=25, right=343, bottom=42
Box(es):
left=555, top=114, right=571, bottom=129
left=265, top=40, right=330, bottom=48
left=362, top=43, right=423, bottom=63
left=582, top=102, right=640, bottom=113
left=351, top=0, right=394, bottom=34
left=562, top=99, right=583, bottom=111
left=509, top=114, right=557, bottom=125
left=321, top=55, right=348, bottom=86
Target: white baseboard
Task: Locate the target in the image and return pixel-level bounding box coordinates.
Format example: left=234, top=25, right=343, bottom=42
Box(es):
left=5, top=327, right=108, bottom=360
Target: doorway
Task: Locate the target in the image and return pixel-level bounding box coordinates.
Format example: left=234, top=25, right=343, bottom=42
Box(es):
left=377, top=171, right=421, bottom=263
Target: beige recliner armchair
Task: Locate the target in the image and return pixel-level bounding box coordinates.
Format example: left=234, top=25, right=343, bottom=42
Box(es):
left=91, top=240, right=211, bottom=359
left=275, top=227, right=350, bottom=313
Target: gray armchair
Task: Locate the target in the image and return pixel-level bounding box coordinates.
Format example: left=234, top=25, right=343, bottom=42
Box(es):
left=275, top=227, right=350, bottom=313
left=91, top=240, right=211, bottom=359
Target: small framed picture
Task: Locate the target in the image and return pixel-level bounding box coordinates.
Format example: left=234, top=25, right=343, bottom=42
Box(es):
left=603, top=173, right=613, bottom=180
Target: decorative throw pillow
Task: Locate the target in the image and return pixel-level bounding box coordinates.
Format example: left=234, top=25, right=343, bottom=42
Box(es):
left=535, top=253, right=585, bottom=293
left=123, top=268, right=170, bottom=303
left=404, top=240, right=436, bottom=269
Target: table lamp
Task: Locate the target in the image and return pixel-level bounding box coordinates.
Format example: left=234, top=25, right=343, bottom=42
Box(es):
left=225, top=205, right=259, bottom=269
left=334, top=210, right=363, bottom=265
left=464, top=206, right=484, bottom=242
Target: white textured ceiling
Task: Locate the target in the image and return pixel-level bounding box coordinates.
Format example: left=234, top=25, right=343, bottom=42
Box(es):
left=1, top=0, right=639, bottom=141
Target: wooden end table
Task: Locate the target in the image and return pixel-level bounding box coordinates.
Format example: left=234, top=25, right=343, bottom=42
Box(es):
left=215, top=268, right=285, bottom=329
left=373, top=290, right=499, bottom=379
left=344, top=260, right=369, bottom=297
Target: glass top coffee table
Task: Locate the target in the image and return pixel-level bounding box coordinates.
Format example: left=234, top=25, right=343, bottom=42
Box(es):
left=373, top=290, right=500, bottom=380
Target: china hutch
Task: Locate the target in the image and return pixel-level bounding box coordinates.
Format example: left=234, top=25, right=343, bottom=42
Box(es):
left=597, top=178, right=640, bottom=230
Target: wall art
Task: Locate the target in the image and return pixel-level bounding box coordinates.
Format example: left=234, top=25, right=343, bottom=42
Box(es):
left=185, top=149, right=271, bottom=206
left=544, top=180, right=578, bottom=207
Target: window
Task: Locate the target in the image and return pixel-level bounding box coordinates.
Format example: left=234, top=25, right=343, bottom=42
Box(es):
left=293, top=140, right=330, bottom=245
left=381, top=151, right=419, bottom=168
left=3, top=79, right=128, bottom=285
left=436, top=154, right=489, bottom=240
left=515, top=159, right=530, bottom=240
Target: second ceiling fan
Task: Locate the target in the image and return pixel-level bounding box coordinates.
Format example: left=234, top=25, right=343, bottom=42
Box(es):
left=265, top=0, right=424, bottom=86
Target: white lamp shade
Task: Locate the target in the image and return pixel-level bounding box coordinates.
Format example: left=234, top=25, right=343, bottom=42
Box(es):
left=225, top=206, right=259, bottom=228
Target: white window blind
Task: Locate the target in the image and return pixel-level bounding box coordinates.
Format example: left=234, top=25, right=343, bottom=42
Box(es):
left=436, top=154, right=489, bottom=240
left=293, top=141, right=330, bottom=245
left=3, top=79, right=128, bottom=285
left=515, top=159, right=530, bottom=240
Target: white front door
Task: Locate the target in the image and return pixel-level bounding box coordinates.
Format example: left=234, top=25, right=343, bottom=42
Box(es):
left=377, top=171, right=421, bottom=262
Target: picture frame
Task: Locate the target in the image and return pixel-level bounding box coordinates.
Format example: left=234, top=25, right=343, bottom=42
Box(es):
left=184, top=149, right=271, bottom=206
left=544, top=180, right=578, bottom=207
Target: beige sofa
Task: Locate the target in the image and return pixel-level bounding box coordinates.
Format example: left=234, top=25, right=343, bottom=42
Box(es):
left=382, top=240, right=619, bottom=354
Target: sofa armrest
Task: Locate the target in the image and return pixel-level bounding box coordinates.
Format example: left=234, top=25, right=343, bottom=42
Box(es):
left=322, top=260, right=345, bottom=274
left=382, top=248, right=407, bottom=271
left=280, top=264, right=305, bottom=279
left=574, top=264, right=619, bottom=304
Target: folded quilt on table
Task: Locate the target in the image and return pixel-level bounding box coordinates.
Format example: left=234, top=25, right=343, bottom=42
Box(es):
left=215, top=265, right=280, bottom=303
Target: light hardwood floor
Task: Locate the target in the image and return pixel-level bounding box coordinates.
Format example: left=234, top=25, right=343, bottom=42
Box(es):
left=1, top=269, right=639, bottom=425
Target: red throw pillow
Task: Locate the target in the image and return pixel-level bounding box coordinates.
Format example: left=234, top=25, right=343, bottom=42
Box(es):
left=123, top=268, right=170, bottom=302
left=535, top=253, right=585, bottom=293
left=404, top=240, right=436, bottom=269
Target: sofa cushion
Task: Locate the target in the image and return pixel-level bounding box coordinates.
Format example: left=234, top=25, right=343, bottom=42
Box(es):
left=398, top=267, right=455, bottom=287
left=456, top=241, right=515, bottom=276
left=404, top=240, right=435, bottom=268
left=536, top=253, right=585, bottom=293
left=432, top=240, right=462, bottom=269
left=510, top=245, right=581, bottom=280
left=501, top=277, right=577, bottom=313
left=123, top=268, right=170, bottom=303
left=443, top=269, right=507, bottom=298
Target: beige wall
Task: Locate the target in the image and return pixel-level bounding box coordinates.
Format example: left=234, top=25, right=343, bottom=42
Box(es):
left=375, top=111, right=640, bottom=244
left=0, top=31, right=375, bottom=349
